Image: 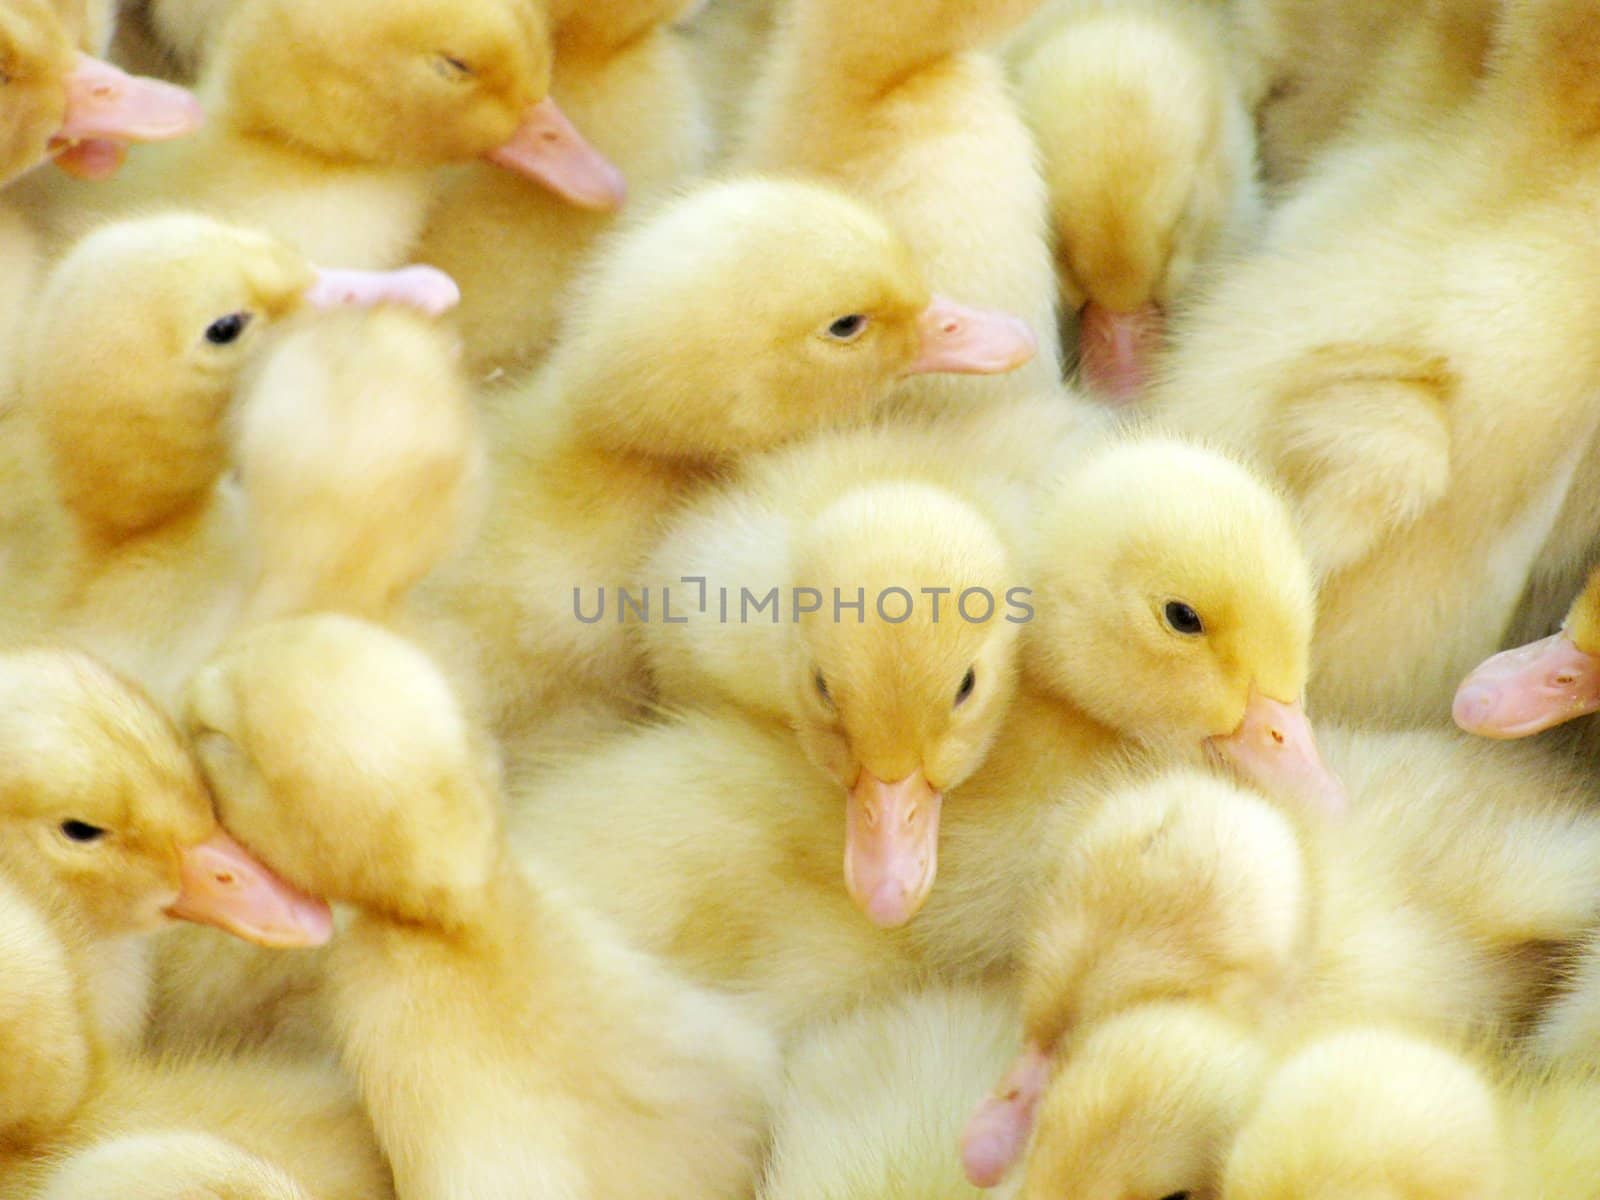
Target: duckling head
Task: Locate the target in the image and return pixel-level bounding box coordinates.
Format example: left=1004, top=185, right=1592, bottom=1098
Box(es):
left=552, top=177, right=1037, bottom=462
left=185, top=615, right=502, bottom=928
left=1222, top=1029, right=1506, bottom=1200
left=0, top=647, right=331, bottom=949
left=1017, top=7, right=1260, bottom=403
left=0, top=0, right=202, bottom=185
left=1021, top=768, right=1309, bottom=1056
left=216, top=0, right=623, bottom=207
left=1029, top=437, right=1341, bottom=814
left=1013, top=1002, right=1270, bottom=1200
left=1454, top=564, right=1600, bottom=737
left=784, top=482, right=1023, bottom=928
left=23, top=213, right=459, bottom=541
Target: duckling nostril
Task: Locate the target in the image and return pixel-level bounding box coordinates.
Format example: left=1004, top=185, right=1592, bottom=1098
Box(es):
left=1555, top=673, right=1578, bottom=686
left=213, top=871, right=236, bottom=887
left=1269, top=728, right=1286, bottom=746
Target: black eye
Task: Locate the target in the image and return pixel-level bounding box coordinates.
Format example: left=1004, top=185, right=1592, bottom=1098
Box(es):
left=825, top=314, right=868, bottom=342
left=1163, top=601, right=1204, bottom=636
left=203, top=312, right=252, bottom=345
left=435, top=54, right=473, bottom=79
left=955, top=667, right=976, bottom=707
left=1156, top=1193, right=1191, bottom=1200
left=815, top=670, right=833, bottom=706
left=59, top=820, right=107, bottom=844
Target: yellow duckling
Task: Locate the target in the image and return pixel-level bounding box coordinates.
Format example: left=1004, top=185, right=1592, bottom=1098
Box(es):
left=416, top=176, right=1035, bottom=743
left=3, top=213, right=458, bottom=707
left=184, top=614, right=776, bottom=1200
left=33, top=0, right=621, bottom=267
left=1010, top=0, right=1262, bottom=404
left=737, top=0, right=1061, bottom=411
left=415, top=0, right=705, bottom=379
left=0, top=645, right=330, bottom=1075
left=760, top=984, right=1024, bottom=1200
left=1154, top=1, right=1600, bottom=724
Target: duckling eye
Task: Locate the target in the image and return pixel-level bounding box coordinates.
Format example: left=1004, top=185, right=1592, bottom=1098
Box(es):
left=1156, top=1193, right=1191, bottom=1200
left=954, top=667, right=976, bottom=707
left=1163, top=601, right=1204, bottom=636
left=59, top=820, right=107, bottom=844
left=823, top=314, right=869, bottom=343
left=203, top=312, right=252, bottom=346
left=814, top=670, right=834, bottom=707
left=433, top=54, right=474, bottom=80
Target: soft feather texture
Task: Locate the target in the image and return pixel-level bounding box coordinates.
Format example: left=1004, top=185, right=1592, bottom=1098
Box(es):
left=184, top=614, right=776, bottom=1200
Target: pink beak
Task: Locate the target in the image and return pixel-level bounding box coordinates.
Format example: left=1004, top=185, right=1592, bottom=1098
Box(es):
left=905, top=295, right=1038, bottom=377
left=1077, top=300, right=1162, bottom=405
left=962, top=1042, right=1053, bottom=1188
left=1453, top=631, right=1600, bottom=738
left=1208, top=688, right=1345, bottom=816
left=843, top=768, right=942, bottom=928
left=485, top=97, right=626, bottom=211
left=54, top=53, right=204, bottom=144
left=166, top=830, right=333, bottom=948
left=304, top=265, right=462, bottom=316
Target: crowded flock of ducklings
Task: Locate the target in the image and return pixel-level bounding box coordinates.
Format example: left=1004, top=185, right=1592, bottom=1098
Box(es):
left=3, top=0, right=1600, bottom=1195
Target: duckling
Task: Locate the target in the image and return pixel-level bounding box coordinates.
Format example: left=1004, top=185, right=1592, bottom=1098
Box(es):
left=0, top=645, right=330, bottom=1073
left=1454, top=564, right=1600, bottom=738
left=737, top=0, right=1063, bottom=412
left=760, top=984, right=1024, bottom=1200
left=0, top=0, right=201, bottom=188
left=1014, top=1002, right=1272, bottom=1200
left=1153, top=0, right=1600, bottom=725
left=14, top=1053, right=392, bottom=1200
left=184, top=613, right=776, bottom=1200
left=29, top=0, right=622, bottom=268
left=230, top=305, right=483, bottom=628
left=414, top=0, right=703, bottom=379
left=3, top=213, right=459, bottom=707
left=1009, top=0, right=1263, bottom=405
left=641, top=474, right=1027, bottom=929
left=415, top=176, right=1037, bottom=743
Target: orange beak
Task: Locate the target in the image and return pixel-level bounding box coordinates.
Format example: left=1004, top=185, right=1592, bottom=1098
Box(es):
left=962, top=1042, right=1052, bottom=1188
left=1208, top=688, right=1345, bottom=816
left=1077, top=300, right=1163, bottom=405
left=166, top=830, right=333, bottom=948
left=843, top=768, right=942, bottom=928
left=1453, top=631, right=1600, bottom=738
left=905, top=295, right=1037, bottom=377
left=48, top=54, right=204, bottom=180
left=304, top=264, right=461, bottom=315
left=485, top=97, right=626, bottom=211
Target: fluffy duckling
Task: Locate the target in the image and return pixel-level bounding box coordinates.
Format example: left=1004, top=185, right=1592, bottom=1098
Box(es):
left=230, top=306, right=482, bottom=628
left=413, top=0, right=703, bottom=379
left=641, top=470, right=1027, bottom=929
left=0, top=645, right=330, bottom=1084
left=2, top=213, right=458, bottom=707
left=1454, top=564, right=1600, bottom=738
left=760, top=985, right=1024, bottom=1200
left=31, top=0, right=622, bottom=267
left=1153, top=0, right=1600, bottom=724
left=184, top=614, right=776, bottom=1200
left=415, top=176, right=1036, bottom=743
left=737, top=0, right=1061, bottom=411
left=0, top=0, right=201, bottom=187
left=11, top=1053, right=392, bottom=1200
left=1010, top=0, right=1263, bottom=405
